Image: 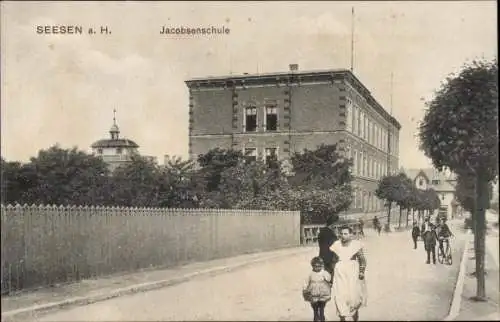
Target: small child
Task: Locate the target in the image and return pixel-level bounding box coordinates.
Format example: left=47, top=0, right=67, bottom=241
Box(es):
left=303, top=256, right=332, bottom=322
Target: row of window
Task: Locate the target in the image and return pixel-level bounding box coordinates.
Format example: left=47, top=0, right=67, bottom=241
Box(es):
left=97, top=148, right=123, bottom=155
left=243, top=147, right=278, bottom=165
left=345, top=146, right=388, bottom=179
left=243, top=105, right=278, bottom=132
left=345, top=98, right=399, bottom=156
left=352, top=189, right=384, bottom=212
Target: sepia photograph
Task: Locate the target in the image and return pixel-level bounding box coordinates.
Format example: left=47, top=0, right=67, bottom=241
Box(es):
left=1, top=1, right=498, bottom=321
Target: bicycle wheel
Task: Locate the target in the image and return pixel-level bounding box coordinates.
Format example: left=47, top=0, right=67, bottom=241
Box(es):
left=437, top=247, right=444, bottom=264
left=446, top=246, right=453, bottom=265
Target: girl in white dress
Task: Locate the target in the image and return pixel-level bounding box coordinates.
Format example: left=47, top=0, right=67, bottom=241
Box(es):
left=330, top=225, right=367, bottom=321
left=303, top=256, right=332, bottom=321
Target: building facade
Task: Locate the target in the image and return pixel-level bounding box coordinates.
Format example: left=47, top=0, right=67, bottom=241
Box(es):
left=186, top=65, right=401, bottom=214
left=401, top=167, right=461, bottom=219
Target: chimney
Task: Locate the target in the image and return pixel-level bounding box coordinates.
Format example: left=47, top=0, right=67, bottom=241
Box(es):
left=289, top=64, right=298, bottom=72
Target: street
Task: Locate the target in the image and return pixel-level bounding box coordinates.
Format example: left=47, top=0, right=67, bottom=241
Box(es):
left=27, top=224, right=466, bottom=321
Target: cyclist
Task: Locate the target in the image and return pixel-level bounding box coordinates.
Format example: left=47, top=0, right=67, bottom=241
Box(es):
left=437, top=217, right=454, bottom=258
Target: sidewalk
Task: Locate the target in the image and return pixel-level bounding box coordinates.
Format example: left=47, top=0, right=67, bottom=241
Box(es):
left=1, top=246, right=311, bottom=321
left=454, top=233, right=500, bottom=321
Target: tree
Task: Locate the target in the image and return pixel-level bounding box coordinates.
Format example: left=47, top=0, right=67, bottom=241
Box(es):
left=1, top=159, right=35, bottom=204
left=110, top=154, right=163, bottom=207
left=375, top=175, right=401, bottom=231
left=394, top=173, right=414, bottom=228
left=288, top=144, right=353, bottom=224
left=424, top=188, right=441, bottom=216
left=197, top=148, right=243, bottom=192
left=193, top=148, right=292, bottom=210
left=159, top=156, right=198, bottom=208
left=419, top=59, right=498, bottom=300
left=9, top=145, right=112, bottom=206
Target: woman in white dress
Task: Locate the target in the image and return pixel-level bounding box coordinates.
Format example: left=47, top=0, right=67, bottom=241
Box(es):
left=330, top=225, right=367, bottom=321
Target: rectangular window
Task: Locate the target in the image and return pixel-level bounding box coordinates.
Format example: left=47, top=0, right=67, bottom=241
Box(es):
left=363, top=153, right=367, bottom=177
left=353, top=150, right=358, bottom=175
left=346, top=104, right=352, bottom=132
left=365, top=119, right=369, bottom=143
left=382, top=130, right=386, bottom=152
left=265, top=106, right=278, bottom=131
left=353, top=189, right=357, bottom=209
left=376, top=126, right=379, bottom=149
left=244, top=147, right=257, bottom=162
left=358, top=109, right=362, bottom=137
left=358, top=151, right=363, bottom=176
left=361, top=114, right=365, bottom=140
left=244, top=106, right=257, bottom=132
left=368, top=120, right=372, bottom=145
left=352, top=104, right=357, bottom=134
left=265, top=147, right=278, bottom=166
left=370, top=121, right=374, bottom=146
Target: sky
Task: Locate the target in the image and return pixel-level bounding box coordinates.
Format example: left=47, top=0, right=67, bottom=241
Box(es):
left=1, top=1, right=497, bottom=169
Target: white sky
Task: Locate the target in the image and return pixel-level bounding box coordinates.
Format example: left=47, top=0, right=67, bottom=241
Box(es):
left=1, top=1, right=497, bottom=169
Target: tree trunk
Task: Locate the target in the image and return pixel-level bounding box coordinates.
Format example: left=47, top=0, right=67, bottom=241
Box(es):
left=473, top=174, right=488, bottom=301
left=406, top=208, right=410, bottom=227
left=398, top=207, right=403, bottom=228
left=386, top=202, right=392, bottom=231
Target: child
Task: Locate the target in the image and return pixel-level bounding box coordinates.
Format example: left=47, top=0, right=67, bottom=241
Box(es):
left=303, top=256, right=332, bottom=322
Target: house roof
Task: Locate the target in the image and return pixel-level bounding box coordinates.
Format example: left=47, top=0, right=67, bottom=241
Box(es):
left=91, top=138, right=139, bottom=149
left=402, top=168, right=442, bottom=181
left=401, top=167, right=457, bottom=192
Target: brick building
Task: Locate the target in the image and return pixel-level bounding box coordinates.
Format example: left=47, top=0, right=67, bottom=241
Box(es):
left=185, top=65, right=401, bottom=214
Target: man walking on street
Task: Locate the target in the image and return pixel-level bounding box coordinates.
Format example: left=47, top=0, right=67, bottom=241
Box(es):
left=372, top=216, right=381, bottom=236
left=421, top=216, right=437, bottom=264
left=318, top=215, right=339, bottom=277
left=411, top=221, right=420, bottom=249
left=358, top=218, right=365, bottom=238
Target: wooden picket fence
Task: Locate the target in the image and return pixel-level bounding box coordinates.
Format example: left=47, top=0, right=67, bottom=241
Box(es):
left=1, top=204, right=300, bottom=294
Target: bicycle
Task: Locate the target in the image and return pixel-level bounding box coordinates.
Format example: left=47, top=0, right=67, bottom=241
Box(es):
left=437, top=236, right=453, bottom=265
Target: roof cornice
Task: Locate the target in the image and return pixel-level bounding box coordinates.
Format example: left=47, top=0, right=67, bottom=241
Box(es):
left=185, top=69, right=401, bottom=129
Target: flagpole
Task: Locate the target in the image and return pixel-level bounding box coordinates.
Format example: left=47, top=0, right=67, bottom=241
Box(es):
left=350, top=7, right=355, bottom=72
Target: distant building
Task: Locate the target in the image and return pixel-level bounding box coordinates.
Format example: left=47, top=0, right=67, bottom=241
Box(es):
left=186, top=65, right=401, bottom=215
left=91, top=112, right=156, bottom=172
left=401, top=167, right=461, bottom=219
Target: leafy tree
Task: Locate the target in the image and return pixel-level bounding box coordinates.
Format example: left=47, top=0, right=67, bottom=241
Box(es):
left=419, top=59, right=498, bottom=300
left=110, top=155, right=163, bottom=207
left=1, top=159, right=35, bottom=204
left=196, top=148, right=243, bottom=192
left=7, top=145, right=112, bottom=206
left=394, top=173, right=414, bottom=228
left=424, top=188, right=441, bottom=215
left=158, top=156, right=198, bottom=208
left=375, top=175, right=401, bottom=231
left=194, top=149, right=292, bottom=210
left=289, top=144, right=352, bottom=189
left=288, top=144, right=353, bottom=224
